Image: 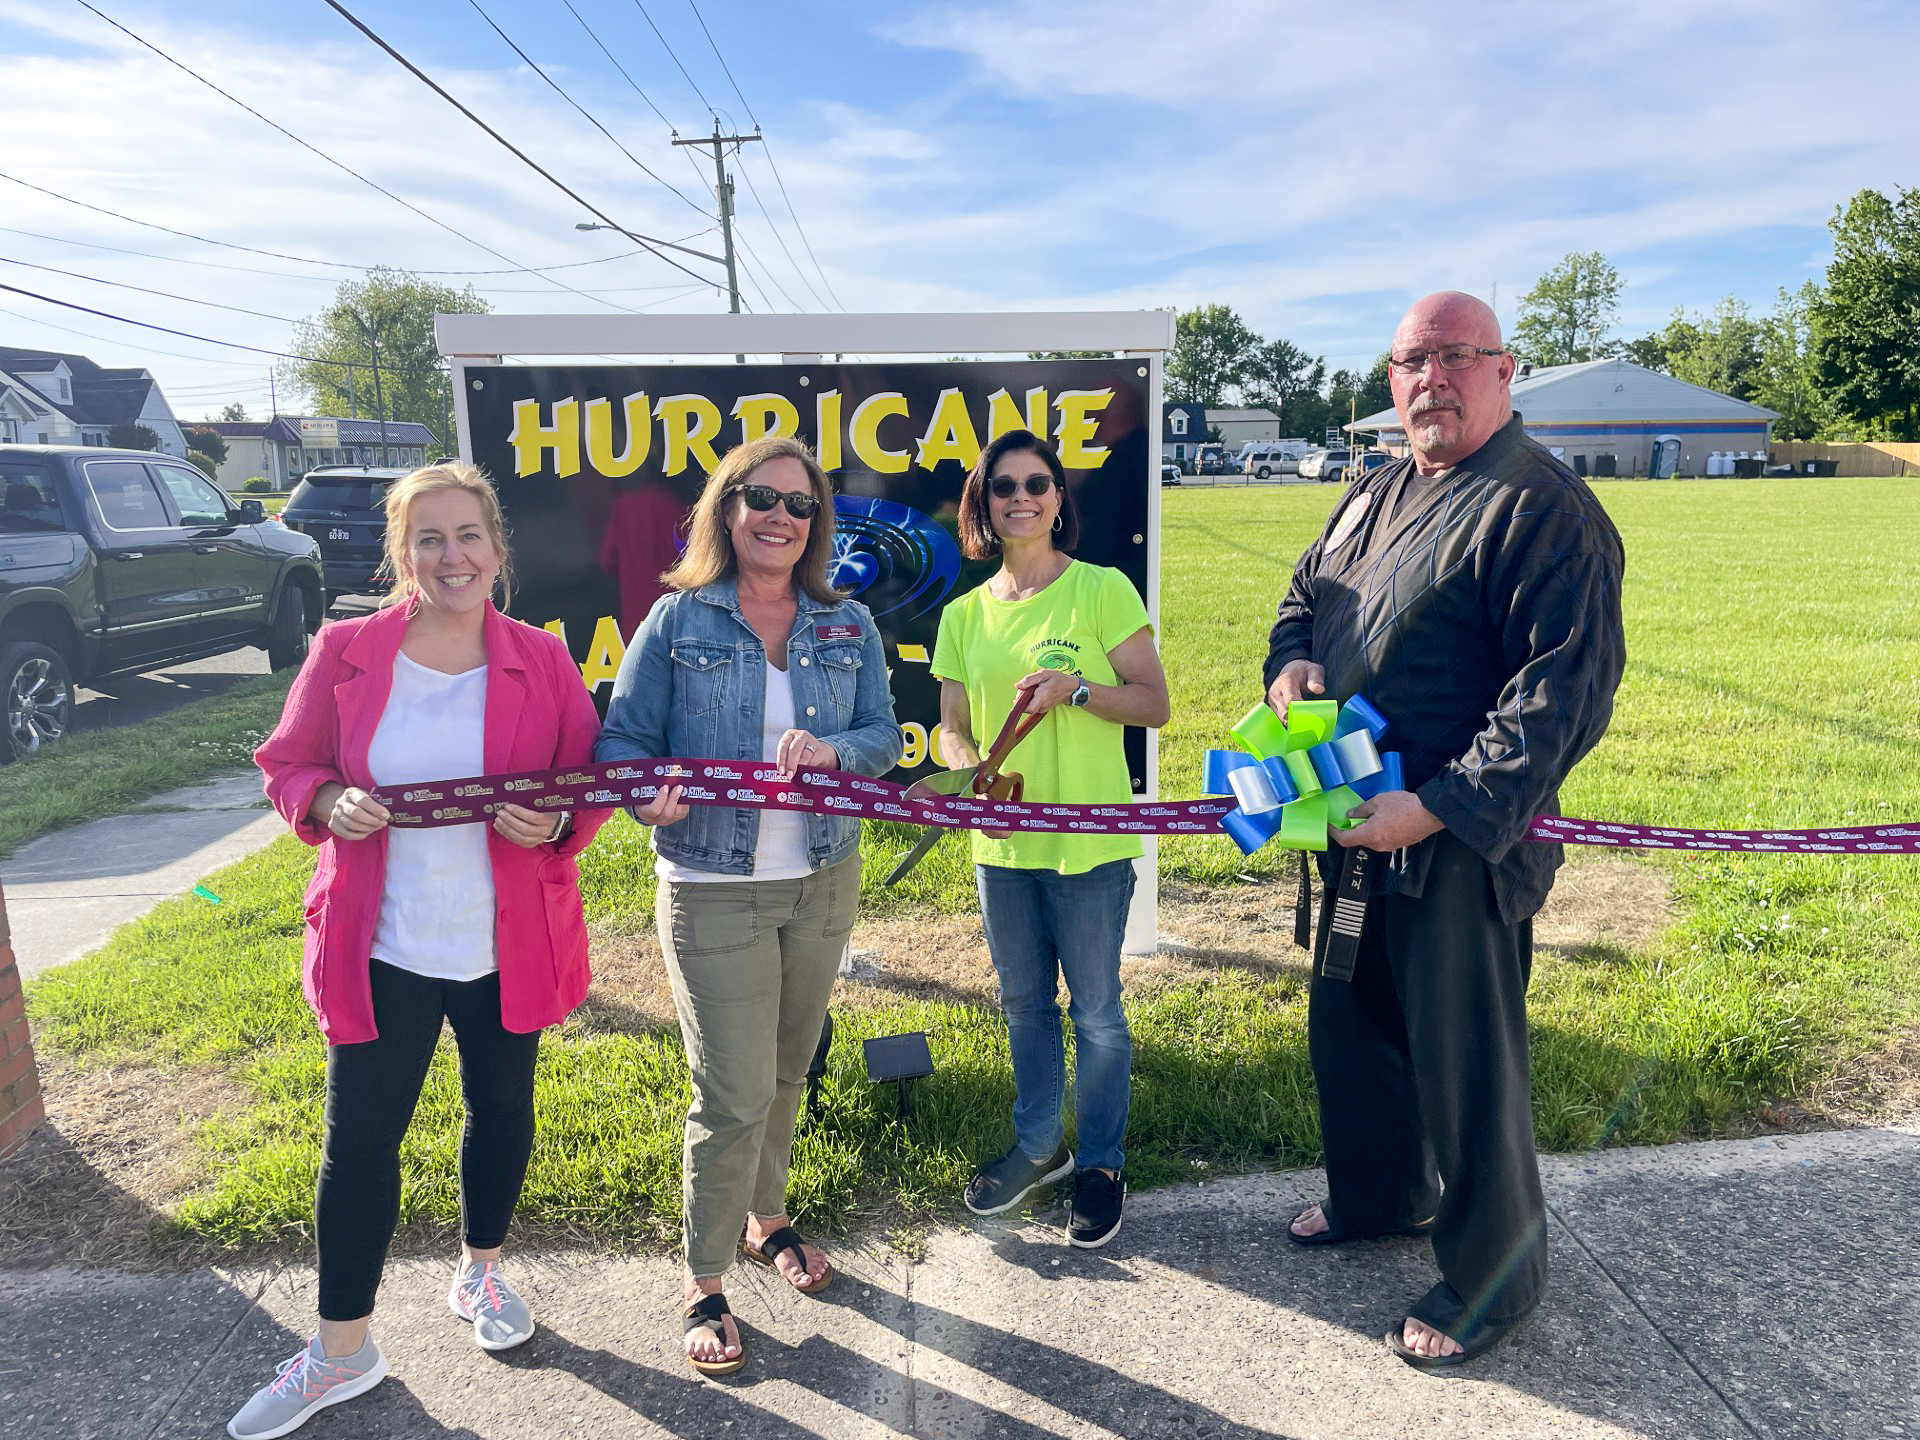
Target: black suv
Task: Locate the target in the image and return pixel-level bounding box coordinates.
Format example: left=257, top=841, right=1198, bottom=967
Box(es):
left=0, top=445, right=323, bottom=760
left=279, top=466, right=406, bottom=599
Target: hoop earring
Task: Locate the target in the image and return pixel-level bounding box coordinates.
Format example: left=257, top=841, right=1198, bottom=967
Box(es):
left=1052, top=513, right=1063, bottom=533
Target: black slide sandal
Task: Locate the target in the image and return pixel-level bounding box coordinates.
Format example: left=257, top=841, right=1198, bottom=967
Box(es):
left=1287, top=1200, right=1436, bottom=1247
left=1384, top=1281, right=1523, bottom=1371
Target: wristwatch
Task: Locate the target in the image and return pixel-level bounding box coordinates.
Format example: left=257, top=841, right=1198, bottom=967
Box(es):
left=547, top=811, right=573, bottom=844
left=1068, top=681, right=1091, bottom=708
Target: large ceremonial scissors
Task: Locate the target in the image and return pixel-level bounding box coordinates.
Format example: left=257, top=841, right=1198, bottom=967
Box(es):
left=882, top=687, right=1046, bottom=885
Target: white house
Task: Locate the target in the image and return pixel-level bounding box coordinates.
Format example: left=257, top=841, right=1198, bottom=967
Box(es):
left=0, top=345, right=189, bottom=455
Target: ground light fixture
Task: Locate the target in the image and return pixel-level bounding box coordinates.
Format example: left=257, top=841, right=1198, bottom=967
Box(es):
left=861, top=1031, right=935, bottom=1120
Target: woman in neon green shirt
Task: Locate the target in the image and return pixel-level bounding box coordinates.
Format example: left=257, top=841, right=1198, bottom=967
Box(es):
left=931, top=428, right=1170, bottom=1249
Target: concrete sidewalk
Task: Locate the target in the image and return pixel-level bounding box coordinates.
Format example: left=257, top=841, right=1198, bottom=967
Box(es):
left=2, top=1126, right=1913, bottom=1439
left=2, top=772, right=279, bottom=981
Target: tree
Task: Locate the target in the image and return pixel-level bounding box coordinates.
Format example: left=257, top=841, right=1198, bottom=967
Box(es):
left=186, top=426, right=229, bottom=463
left=219, top=402, right=248, bottom=422
left=1512, top=252, right=1623, bottom=366
left=1812, top=186, right=1920, bottom=440
left=1242, top=338, right=1328, bottom=434
left=1026, top=350, right=1114, bottom=360
left=1166, top=304, right=1260, bottom=406
left=288, top=268, right=490, bottom=450
left=107, top=421, right=160, bottom=451
left=1325, top=356, right=1395, bottom=438
left=1658, top=298, right=1763, bottom=401
left=1749, top=283, right=1832, bottom=441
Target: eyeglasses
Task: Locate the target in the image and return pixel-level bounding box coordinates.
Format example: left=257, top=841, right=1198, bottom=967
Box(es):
left=731, top=483, right=821, bottom=520
left=988, top=474, right=1056, bottom=499
left=1389, top=345, right=1506, bottom=375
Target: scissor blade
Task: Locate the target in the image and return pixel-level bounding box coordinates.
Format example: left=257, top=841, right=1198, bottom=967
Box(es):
left=883, top=824, right=949, bottom=886
left=903, top=765, right=981, bottom=800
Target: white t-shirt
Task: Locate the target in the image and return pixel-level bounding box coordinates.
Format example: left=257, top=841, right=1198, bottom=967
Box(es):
left=658, top=660, right=813, bottom=884
left=366, top=651, right=498, bottom=980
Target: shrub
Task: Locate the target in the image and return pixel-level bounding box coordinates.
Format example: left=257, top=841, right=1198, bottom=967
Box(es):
left=241, top=476, right=274, bottom=493
left=186, top=450, right=218, bottom=480
left=107, top=422, right=160, bottom=451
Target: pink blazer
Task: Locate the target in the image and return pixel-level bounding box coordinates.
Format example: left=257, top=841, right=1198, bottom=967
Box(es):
left=255, top=600, right=610, bottom=1045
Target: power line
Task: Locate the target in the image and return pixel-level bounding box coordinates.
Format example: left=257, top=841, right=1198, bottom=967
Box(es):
left=731, top=152, right=832, bottom=311
left=685, top=0, right=845, bottom=310
left=70, top=3, right=636, bottom=313
left=461, top=0, right=709, bottom=218
left=559, top=0, right=674, bottom=130
left=0, top=280, right=408, bottom=372
left=0, top=223, right=715, bottom=293
left=1, top=254, right=297, bottom=324
left=319, top=0, right=716, bottom=291
left=632, top=0, right=717, bottom=114
left=0, top=304, right=264, bottom=368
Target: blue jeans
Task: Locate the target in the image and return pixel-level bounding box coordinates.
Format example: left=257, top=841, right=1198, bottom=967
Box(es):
left=975, top=859, right=1137, bottom=1173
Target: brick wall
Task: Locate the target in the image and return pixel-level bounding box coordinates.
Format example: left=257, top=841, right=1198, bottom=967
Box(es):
left=0, top=875, right=46, bottom=1157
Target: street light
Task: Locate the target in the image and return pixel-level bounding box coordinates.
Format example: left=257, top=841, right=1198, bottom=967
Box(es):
left=573, top=221, right=727, bottom=267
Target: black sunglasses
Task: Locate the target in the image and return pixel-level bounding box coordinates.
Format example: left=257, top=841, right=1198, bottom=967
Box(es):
left=731, top=483, right=821, bottom=520
left=988, top=474, right=1056, bottom=499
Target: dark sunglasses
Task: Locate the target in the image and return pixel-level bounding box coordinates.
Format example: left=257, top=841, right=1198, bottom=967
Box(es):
left=988, top=474, right=1056, bottom=499
left=731, top=483, right=821, bottom=520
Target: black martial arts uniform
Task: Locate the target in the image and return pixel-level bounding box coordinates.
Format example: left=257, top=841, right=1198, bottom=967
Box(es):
left=1264, top=413, right=1625, bottom=1339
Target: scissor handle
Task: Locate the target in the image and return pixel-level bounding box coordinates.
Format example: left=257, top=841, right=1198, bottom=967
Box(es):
left=980, top=769, right=1024, bottom=803
left=975, top=688, right=1045, bottom=792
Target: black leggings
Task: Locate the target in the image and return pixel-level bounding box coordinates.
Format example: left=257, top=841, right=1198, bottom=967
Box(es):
left=316, top=960, right=542, bottom=1322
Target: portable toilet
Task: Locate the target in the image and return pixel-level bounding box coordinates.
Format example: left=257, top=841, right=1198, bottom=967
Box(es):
left=1651, top=435, right=1682, bottom=479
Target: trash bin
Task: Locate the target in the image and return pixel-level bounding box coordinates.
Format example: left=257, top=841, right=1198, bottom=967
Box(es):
left=1733, top=458, right=1763, bottom=478
left=1810, top=460, right=1838, bottom=477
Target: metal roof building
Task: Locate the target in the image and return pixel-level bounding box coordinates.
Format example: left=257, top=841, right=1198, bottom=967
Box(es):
left=1348, top=358, right=1779, bottom=478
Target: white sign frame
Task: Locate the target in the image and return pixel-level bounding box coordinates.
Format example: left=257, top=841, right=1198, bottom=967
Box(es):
left=437, top=310, right=1174, bottom=955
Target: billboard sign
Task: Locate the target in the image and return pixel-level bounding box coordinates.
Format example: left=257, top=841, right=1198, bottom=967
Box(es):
left=460, top=357, right=1154, bottom=785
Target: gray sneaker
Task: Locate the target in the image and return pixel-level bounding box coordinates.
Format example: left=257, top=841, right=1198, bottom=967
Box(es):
left=227, top=1335, right=387, bottom=1440
left=448, top=1258, right=535, bottom=1350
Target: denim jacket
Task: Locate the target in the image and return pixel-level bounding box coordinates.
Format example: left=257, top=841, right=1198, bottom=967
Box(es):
left=595, top=577, right=904, bottom=875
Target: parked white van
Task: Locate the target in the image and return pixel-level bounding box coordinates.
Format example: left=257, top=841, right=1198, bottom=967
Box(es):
left=1241, top=442, right=1308, bottom=480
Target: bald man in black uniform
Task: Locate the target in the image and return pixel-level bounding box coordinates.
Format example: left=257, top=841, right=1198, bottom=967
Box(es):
left=1267, top=292, right=1625, bottom=1368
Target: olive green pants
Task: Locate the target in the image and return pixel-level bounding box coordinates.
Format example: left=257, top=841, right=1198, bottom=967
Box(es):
left=656, top=855, right=860, bottom=1277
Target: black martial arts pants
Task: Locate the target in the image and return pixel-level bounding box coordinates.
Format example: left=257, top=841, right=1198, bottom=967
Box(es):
left=1309, top=830, right=1547, bottom=1327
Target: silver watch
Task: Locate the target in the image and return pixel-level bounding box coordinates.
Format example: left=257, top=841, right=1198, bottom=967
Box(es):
left=1068, top=681, right=1091, bottom=708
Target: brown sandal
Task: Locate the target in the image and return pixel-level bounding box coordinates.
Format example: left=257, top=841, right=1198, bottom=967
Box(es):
left=740, top=1224, right=834, bottom=1294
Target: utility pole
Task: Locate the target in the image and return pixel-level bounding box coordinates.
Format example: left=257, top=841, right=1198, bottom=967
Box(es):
left=347, top=309, right=392, bottom=466
left=673, top=121, right=762, bottom=361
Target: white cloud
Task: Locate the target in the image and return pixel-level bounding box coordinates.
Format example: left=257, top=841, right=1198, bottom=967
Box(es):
left=0, top=0, right=1912, bottom=410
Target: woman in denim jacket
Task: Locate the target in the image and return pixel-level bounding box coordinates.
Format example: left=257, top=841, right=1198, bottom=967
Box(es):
left=596, top=436, right=901, bottom=1376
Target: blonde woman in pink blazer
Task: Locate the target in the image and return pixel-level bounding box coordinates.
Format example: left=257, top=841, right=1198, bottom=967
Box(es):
left=236, top=462, right=606, bottom=1440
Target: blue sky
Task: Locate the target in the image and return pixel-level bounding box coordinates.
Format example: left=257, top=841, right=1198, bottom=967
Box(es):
left=2, top=0, right=1914, bottom=418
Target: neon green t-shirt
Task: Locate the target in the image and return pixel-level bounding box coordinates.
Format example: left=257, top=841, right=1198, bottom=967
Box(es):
left=930, top=560, right=1154, bottom=874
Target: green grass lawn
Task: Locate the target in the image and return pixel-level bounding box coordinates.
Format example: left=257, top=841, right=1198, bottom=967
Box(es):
left=0, top=673, right=293, bottom=858
left=22, top=475, right=1920, bottom=1253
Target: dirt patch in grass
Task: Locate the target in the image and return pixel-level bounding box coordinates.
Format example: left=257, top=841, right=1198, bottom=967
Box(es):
left=1806, top=1024, right=1920, bottom=1130
left=0, top=1054, right=247, bottom=1270
left=524, top=856, right=1685, bottom=1022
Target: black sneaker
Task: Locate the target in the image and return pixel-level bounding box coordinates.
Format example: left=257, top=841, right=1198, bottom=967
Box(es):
left=1067, top=1169, right=1125, bottom=1248
left=963, top=1143, right=1073, bottom=1216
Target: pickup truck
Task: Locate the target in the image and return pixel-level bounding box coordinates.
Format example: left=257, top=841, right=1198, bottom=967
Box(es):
left=0, top=444, right=324, bottom=761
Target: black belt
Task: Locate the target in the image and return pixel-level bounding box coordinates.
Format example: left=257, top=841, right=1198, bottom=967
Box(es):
left=1298, top=846, right=1375, bottom=982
